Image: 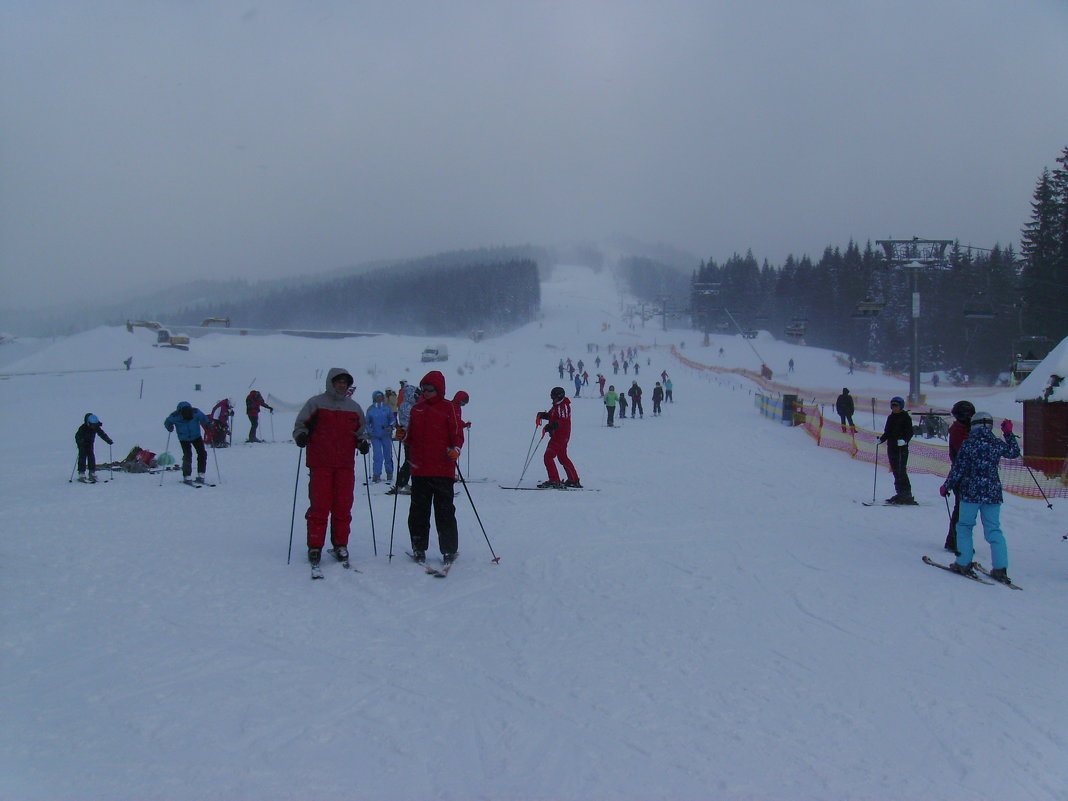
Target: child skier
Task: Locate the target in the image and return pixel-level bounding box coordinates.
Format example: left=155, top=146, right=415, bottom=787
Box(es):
left=536, top=386, right=581, bottom=488
left=939, top=411, right=1020, bottom=584
left=75, top=413, right=113, bottom=483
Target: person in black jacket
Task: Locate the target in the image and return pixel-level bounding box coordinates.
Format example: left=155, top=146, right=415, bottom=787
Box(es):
left=75, top=413, right=113, bottom=483
left=878, top=396, right=914, bottom=504
left=835, top=388, right=855, bottom=432
left=651, top=382, right=664, bottom=416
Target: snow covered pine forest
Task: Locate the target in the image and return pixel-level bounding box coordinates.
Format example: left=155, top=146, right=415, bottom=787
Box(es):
left=2, top=265, right=1066, bottom=801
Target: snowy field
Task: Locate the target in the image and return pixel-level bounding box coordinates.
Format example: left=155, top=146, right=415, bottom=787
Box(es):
left=2, top=265, right=1066, bottom=801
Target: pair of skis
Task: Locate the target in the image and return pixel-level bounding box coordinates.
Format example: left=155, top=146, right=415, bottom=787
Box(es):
left=922, top=556, right=1022, bottom=589
left=182, top=479, right=216, bottom=488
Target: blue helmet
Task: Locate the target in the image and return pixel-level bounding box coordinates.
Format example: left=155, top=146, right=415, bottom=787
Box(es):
left=87, top=413, right=100, bottom=425
left=890, top=396, right=905, bottom=408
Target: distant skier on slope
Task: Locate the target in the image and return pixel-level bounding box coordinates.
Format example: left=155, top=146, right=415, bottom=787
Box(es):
left=365, top=390, right=396, bottom=483
left=245, top=390, right=273, bottom=443
left=536, top=386, right=582, bottom=489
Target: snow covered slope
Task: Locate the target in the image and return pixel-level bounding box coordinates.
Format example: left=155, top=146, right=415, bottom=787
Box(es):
left=2, top=265, right=1066, bottom=801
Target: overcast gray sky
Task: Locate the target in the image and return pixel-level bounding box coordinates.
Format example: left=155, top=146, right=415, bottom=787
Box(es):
left=2, top=0, right=1067, bottom=308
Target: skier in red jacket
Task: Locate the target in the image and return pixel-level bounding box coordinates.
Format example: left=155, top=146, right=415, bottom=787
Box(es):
left=293, top=368, right=369, bottom=570
left=537, top=386, right=582, bottom=488
left=406, top=370, right=464, bottom=564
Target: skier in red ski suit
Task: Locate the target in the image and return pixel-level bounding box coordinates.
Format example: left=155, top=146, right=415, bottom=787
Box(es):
left=293, top=368, right=369, bottom=566
left=537, top=386, right=581, bottom=488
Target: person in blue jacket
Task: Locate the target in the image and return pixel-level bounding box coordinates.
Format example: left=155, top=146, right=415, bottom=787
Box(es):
left=939, top=411, right=1021, bottom=584
left=164, top=401, right=210, bottom=483
left=365, top=390, right=396, bottom=482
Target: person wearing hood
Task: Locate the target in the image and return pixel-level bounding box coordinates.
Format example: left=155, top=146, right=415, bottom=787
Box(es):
left=939, top=411, right=1020, bottom=584
left=292, top=368, right=369, bottom=568
left=835, top=388, right=855, bottom=432
left=245, top=389, right=274, bottom=443
left=452, top=391, right=472, bottom=429
left=75, top=413, right=114, bottom=483
left=943, top=400, right=975, bottom=555
left=877, top=396, right=915, bottom=504
left=164, top=401, right=210, bottom=483
left=406, top=370, right=464, bottom=564
left=365, top=390, right=396, bottom=483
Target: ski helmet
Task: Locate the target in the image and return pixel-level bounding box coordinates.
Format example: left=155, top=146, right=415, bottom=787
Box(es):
left=950, top=400, right=975, bottom=424
left=550, top=386, right=566, bottom=402
left=890, top=396, right=905, bottom=408
left=87, top=413, right=100, bottom=425
left=970, top=410, right=994, bottom=430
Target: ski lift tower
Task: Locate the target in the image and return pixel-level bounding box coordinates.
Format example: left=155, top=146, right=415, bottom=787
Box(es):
left=876, top=238, right=953, bottom=405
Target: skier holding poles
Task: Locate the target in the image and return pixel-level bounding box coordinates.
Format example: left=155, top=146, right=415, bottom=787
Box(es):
left=75, top=413, right=113, bottom=483
left=292, top=368, right=369, bottom=577
left=164, top=401, right=210, bottom=485
left=537, top=386, right=582, bottom=489
left=405, top=370, right=464, bottom=566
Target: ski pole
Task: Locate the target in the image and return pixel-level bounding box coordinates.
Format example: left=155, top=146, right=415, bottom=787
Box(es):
left=68, top=457, right=79, bottom=483
left=513, top=419, right=543, bottom=487
left=363, top=449, right=377, bottom=556
left=270, top=411, right=275, bottom=442
left=287, top=447, right=303, bottom=564
left=943, top=491, right=952, bottom=519
left=159, top=431, right=172, bottom=487
left=212, top=440, right=222, bottom=484
left=466, top=428, right=471, bottom=476
left=455, top=464, right=499, bottom=564
left=105, top=442, right=113, bottom=483
left=871, top=440, right=880, bottom=504
left=390, top=440, right=401, bottom=563
left=1023, top=464, right=1054, bottom=510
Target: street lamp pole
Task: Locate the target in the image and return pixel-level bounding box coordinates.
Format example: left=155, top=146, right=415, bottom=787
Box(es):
left=909, top=261, right=922, bottom=405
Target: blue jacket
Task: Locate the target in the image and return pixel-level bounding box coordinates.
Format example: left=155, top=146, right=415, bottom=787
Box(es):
left=164, top=401, right=209, bottom=442
left=942, top=427, right=1020, bottom=504
left=365, top=402, right=396, bottom=439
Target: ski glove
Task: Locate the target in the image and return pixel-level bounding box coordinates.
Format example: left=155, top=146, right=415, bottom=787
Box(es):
left=1000, top=419, right=1013, bottom=435
left=544, top=421, right=559, bottom=433
left=446, top=447, right=461, bottom=461
left=896, top=439, right=906, bottom=447
left=939, top=486, right=949, bottom=497
left=357, top=440, right=370, bottom=455
left=463, top=421, right=471, bottom=429
left=536, top=412, right=550, bottom=422
left=166, top=424, right=174, bottom=432
left=394, top=426, right=406, bottom=441
left=294, top=432, right=308, bottom=448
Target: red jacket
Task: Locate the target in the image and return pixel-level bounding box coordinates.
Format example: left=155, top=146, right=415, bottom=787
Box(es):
left=948, top=421, right=969, bottom=463
left=407, top=370, right=464, bottom=477
left=293, top=368, right=367, bottom=469
left=545, top=396, right=573, bottom=443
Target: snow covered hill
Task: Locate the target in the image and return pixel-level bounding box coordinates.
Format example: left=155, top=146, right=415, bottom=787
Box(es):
left=2, top=265, right=1066, bottom=801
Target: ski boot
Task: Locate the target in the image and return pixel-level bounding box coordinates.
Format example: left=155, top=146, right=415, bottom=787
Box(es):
left=537, top=480, right=565, bottom=489
left=308, top=547, right=322, bottom=566
left=88, top=472, right=98, bottom=483
left=332, top=546, right=349, bottom=562
left=410, top=550, right=426, bottom=564
left=195, top=474, right=207, bottom=484
left=948, top=561, right=977, bottom=578
left=988, top=567, right=1013, bottom=585
left=372, top=475, right=381, bottom=483
left=563, top=480, right=583, bottom=489
left=442, top=552, right=456, bottom=565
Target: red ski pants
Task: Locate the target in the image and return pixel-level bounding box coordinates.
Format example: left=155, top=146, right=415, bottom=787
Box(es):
left=544, top=438, right=579, bottom=484
left=305, top=467, right=355, bottom=549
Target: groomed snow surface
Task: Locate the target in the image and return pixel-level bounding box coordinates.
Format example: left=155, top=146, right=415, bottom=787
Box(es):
left=2, top=266, right=1066, bottom=801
